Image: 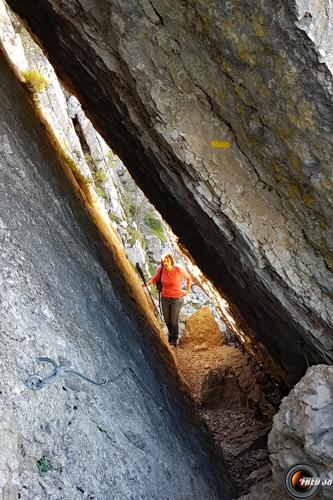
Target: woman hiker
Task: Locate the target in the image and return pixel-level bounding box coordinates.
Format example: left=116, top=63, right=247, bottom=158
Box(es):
left=147, top=253, right=192, bottom=346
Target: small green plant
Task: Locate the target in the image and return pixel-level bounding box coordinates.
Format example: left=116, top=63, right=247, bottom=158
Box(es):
left=22, top=70, right=49, bottom=96
left=84, top=153, right=94, bottom=169
left=95, top=185, right=107, bottom=199
left=148, top=262, right=156, bottom=276
left=145, top=211, right=167, bottom=241
left=92, top=168, right=107, bottom=199
left=36, top=456, right=50, bottom=474
left=128, top=227, right=144, bottom=247
left=61, top=152, right=91, bottom=186
left=121, top=193, right=135, bottom=219
left=93, top=169, right=107, bottom=184
left=107, top=150, right=117, bottom=168
left=72, top=148, right=82, bottom=160
left=108, top=212, right=122, bottom=225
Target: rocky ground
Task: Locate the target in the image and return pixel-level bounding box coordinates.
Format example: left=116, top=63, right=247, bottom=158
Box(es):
left=172, top=306, right=284, bottom=496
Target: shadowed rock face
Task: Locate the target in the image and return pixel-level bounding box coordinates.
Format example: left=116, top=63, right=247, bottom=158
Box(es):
left=0, top=48, right=234, bottom=499
left=7, top=0, right=333, bottom=383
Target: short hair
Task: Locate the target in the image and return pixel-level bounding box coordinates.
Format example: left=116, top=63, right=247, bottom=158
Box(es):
left=161, top=253, right=174, bottom=265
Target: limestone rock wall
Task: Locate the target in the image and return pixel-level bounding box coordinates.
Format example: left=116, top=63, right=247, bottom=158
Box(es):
left=0, top=5, right=229, bottom=348
left=0, top=0, right=27, bottom=70
left=0, top=47, right=234, bottom=499
left=239, top=364, right=333, bottom=499
left=7, top=0, right=333, bottom=383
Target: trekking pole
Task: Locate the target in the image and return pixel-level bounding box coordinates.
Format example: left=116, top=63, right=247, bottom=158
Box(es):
left=135, top=263, right=161, bottom=320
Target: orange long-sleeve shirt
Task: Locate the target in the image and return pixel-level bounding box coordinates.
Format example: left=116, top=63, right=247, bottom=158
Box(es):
left=150, top=265, right=191, bottom=298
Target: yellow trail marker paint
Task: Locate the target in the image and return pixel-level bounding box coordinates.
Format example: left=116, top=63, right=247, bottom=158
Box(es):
left=210, top=140, right=231, bottom=149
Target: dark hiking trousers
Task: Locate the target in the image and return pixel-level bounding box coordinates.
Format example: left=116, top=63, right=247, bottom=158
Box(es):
left=161, top=296, right=184, bottom=343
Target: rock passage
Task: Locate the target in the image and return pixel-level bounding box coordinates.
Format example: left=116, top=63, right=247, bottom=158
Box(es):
left=7, top=0, right=333, bottom=383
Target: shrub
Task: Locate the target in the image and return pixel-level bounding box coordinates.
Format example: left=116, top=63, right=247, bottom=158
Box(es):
left=22, top=70, right=49, bottom=96
left=145, top=211, right=167, bottom=241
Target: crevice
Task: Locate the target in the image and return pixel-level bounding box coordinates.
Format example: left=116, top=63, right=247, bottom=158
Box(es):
left=149, top=1, right=164, bottom=26
left=194, top=83, right=214, bottom=112
left=96, top=425, right=113, bottom=441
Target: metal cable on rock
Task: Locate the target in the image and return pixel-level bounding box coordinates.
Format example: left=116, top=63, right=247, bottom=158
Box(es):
left=25, top=357, right=167, bottom=412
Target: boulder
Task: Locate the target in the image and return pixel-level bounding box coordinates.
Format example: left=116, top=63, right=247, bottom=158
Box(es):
left=182, top=305, right=224, bottom=347
left=268, top=364, right=333, bottom=500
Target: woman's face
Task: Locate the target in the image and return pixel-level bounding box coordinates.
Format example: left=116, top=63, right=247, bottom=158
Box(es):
left=162, top=256, right=173, bottom=270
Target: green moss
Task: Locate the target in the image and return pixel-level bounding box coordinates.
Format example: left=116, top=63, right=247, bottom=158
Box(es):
left=298, top=101, right=315, bottom=130
left=219, top=55, right=232, bottom=74
left=284, top=69, right=297, bottom=86
left=302, top=193, right=314, bottom=207
left=121, top=193, right=135, bottom=219
left=235, top=84, right=246, bottom=100
left=272, top=162, right=284, bottom=182
left=107, top=150, right=118, bottom=168
left=273, top=54, right=284, bottom=75
left=61, top=152, right=91, bottom=186
left=91, top=168, right=107, bottom=199
left=95, top=185, right=107, bottom=199
left=277, top=125, right=294, bottom=140
left=84, top=153, right=94, bottom=169
left=93, top=169, right=107, bottom=184
left=288, top=183, right=300, bottom=199
left=22, top=70, right=49, bottom=96
left=128, top=227, right=145, bottom=247
left=250, top=16, right=265, bottom=46
left=286, top=98, right=315, bottom=131
left=145, top=211, right=167, bottom=241
left=109, top=212, right=121, bottom=225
